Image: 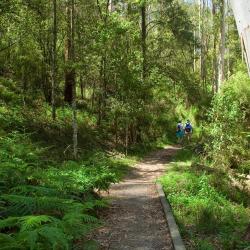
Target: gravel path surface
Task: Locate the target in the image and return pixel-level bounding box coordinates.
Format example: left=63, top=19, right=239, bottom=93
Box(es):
left=94, top=146, right=180, bottom=250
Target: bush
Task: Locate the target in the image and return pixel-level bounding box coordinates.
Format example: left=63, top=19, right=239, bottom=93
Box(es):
left=161, top=149, right=250, bottom=249
left=205, top=71, right=250, bottom=176
left=0, top=131, right=129, bottom=249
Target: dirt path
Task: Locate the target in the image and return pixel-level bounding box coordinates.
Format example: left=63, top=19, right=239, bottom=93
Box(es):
left=94, top=146, right=180, bottom=250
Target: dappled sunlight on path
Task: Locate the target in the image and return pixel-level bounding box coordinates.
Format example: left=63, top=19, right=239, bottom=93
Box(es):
left=93, top=145, right=180, bottom=250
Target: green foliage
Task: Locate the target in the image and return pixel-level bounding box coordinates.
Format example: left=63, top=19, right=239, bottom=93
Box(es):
left=1, top=0, right=248, bottom=249
left=205, top=71, right=250, bottom=176
left=161, top=149, right=250, bottom=249
left=0, top=130, right=129, bottom=249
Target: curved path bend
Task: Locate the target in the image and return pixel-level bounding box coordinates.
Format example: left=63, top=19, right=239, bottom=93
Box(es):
left=94, top=146, right=180, bottom=250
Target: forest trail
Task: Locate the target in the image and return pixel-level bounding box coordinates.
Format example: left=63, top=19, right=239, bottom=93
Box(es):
left=93, top=145, right=180, bottom=250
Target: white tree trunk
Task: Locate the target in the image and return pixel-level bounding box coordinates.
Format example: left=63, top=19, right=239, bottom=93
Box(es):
left=108, top=0, right=113, bottom=12
left=230, top=0, right=250, bottom=75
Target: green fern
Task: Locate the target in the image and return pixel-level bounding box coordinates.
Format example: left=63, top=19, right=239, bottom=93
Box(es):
left=17, top=230, right=38, bottom=250
left=0, top=131, right=121, bottom=249
left=63, top=212, right=98, bottom=225
left=11, top=185, right=64, bottom=198
left=19, top=215, right=54, bottom=232
left=1, top=194, right=75, bottom=215
left=0, top=217, right=19, bottom=230
left=0, top=216, right=70, bottom=250
left=0, top=233, right=23, bottom=250
left=37, top=225, right=69, bottom=249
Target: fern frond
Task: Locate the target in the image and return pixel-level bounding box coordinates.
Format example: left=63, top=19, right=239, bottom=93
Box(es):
left=38, top=225, right=69, bottom=249
left=1, top=194, right=75, bottom=215
left=17, top=230, right=38, bottom=250
left=91, top=199, right=109, bottom=209
left=0, top=217, right=19, bottom=230
left=0, top=233, right=22, bottom=249
left=79, top=199, right=108, bottom=212
left=63, top=212, right=98, bottom=224
left=11, top=185, right=62, bottom=197
left=81, top=214, right=99, bottom=223
left=19, top=215, right=54, bottom=232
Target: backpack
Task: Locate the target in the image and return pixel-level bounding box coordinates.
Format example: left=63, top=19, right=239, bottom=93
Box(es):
left=177, top=123, right=183, bottom=131
left=185, top=123, right=192, bottom=132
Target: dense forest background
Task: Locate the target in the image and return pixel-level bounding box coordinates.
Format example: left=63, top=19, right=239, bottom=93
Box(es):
left=0, top=0, right=249, bottom=249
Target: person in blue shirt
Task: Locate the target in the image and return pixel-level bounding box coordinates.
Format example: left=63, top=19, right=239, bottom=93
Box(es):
left=176, top=120, right=184, bottom=143
left=184, top=120, right=193, bottom=141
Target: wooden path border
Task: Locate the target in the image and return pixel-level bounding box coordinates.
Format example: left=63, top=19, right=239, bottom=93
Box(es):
left=156, top=183, right=186, bottom=250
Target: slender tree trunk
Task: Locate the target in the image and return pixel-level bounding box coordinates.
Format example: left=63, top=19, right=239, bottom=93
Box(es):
left=65, top=0, right=78, bottom=158
left=200, top=0, right=206, bottom=85
left=64, top=1, right=74, bottom=104
left=227, top=47, right=230, bottom=79
left=92, top=81, right=96, bottom=110
left=212, top=0, right=218, bottom=93
left=193, top=30, right=196, bottom=72
left=108, top=0, right=113, bottom=12
left=71, top=0, right=78, bottom=159
left=125, top=121, right=128, bottom=156
left=96, top=0, right=110, bottom=126
left=22, top=65, right=26, bottom=106
left=199, top=0, right=202, bottom=76
left=226, top=8, right=230, bottom=79
left=141, top=3, right=147, bottom=81
left=115, top=114, right=118, bottom=146
left=80, top=75, right=83, bottom=100
left=97, top=85, right=102, bottom=126
left=218, top=0, right=226, bottom=91
left=51, top=0, right=57, bottom=120
left=102, top=55, right=107, bottom=120
left=212, top=37, right=218, bottom=93
left=97, top=63, right=103, bottom=126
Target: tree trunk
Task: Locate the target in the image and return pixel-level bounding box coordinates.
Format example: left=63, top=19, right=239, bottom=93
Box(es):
left=199, top=0, right=202, bottom=77
left=64, top=1, right=74, bottom=104
left=71, top=0, right=78, bottom=159
left=193, top=30, right=196, bottom=72
left=125, top=122, right=128, bottom=156
left=212, top=0, right=218, bottom=93
left=80, top=75, right=85, bottom=100
left=217, top=0, right=226, bottom=91
left=51, top=0, right=57, bottom=120
left=141, top=3, right=147, bottom=81
left=115, top=114, right=118, bottom=146
left=200, top=0, right=206, bottom=85
left=65, top=0, right=78, bottom=158
left=108, top=0, right=113, bottom=12
left=91, top=81, right=96, bottom=110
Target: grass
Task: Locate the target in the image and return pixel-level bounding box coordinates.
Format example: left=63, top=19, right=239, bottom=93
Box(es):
left=160, top=147, right=250, bottom=250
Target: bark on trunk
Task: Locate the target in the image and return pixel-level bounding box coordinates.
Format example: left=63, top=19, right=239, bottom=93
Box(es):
left=217, top=0, right=226, bottom=91
left=71, top=0, right=77, bottom=159
left=125, top=122, right=128, bottom=156
left=212, top=0, right=218, bottom=93
left=64, top=1, right=74, bottom=104
left=51, top=0, right=57, bottom=119
left=141, top=3, right=147, bottom=81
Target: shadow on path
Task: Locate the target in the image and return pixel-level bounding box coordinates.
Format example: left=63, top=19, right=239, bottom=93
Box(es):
left=93, top=145, right=180, bottom=250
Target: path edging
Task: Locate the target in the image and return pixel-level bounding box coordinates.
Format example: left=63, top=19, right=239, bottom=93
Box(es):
left=156, top=183, right=186, bottom=250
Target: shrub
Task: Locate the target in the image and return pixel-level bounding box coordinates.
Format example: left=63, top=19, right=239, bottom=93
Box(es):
left=205, top=71, right=250, bottom=176
left=161, top=150, right=250, bottom=249
left=0, top=132, right=123, bottom=249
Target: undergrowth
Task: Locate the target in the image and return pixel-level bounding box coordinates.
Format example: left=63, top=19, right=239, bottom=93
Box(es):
left=161, top=148, right=250, bottom=250
left=0, top=100, right=139, bottom=249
